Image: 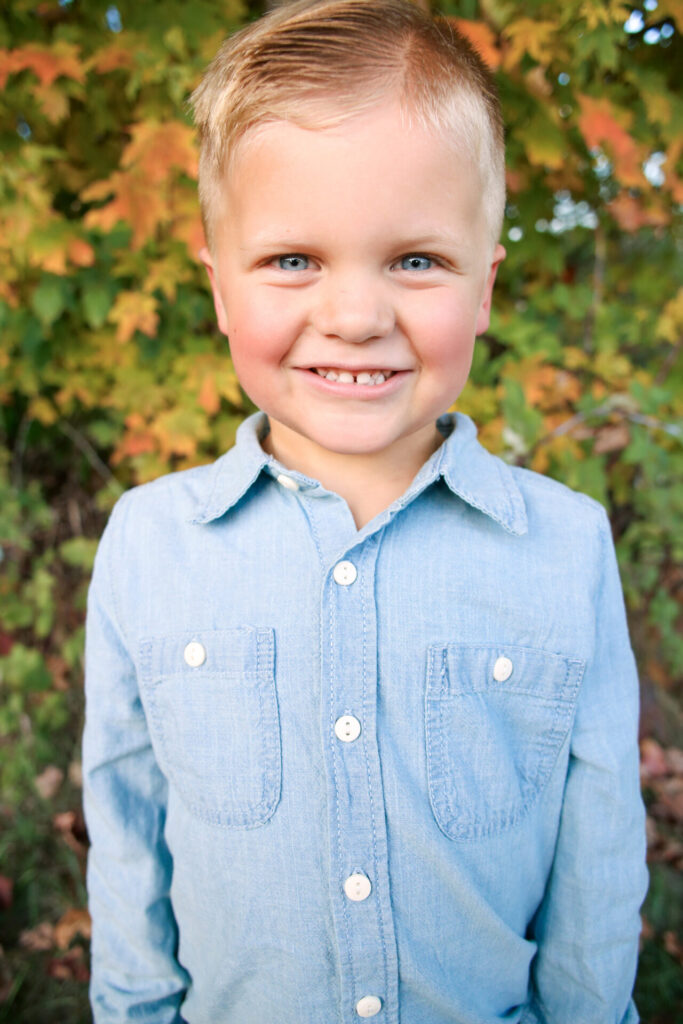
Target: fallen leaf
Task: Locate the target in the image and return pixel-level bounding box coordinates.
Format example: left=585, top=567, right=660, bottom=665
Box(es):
left=54, top=908, right=92, bottom=950
left=46, top=947, right=89, bottom=982
left=666, top=748, right=683, bottom=776
left=35, top=765, right=64, bottom=800
left=641, top=738, right=670, bottom=780
left=19, top=921, right=55, bottom=952
left=53, top=809, right=88, bottom=855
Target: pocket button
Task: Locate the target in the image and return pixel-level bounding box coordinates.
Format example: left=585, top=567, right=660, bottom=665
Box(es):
left=183, top=641, right=207, bottom=668
left=493, top=655, right=513, bottom=682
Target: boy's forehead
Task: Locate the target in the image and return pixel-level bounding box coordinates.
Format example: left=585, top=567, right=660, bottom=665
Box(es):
left=211, top=104, right=488, bottom=266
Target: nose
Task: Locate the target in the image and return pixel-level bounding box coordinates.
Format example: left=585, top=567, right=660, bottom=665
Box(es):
left=311, top=271, right=395, bottom=343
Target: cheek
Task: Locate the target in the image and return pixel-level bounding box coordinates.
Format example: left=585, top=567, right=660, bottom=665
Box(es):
left=224, top=291, right=294, bottom=367
left=409, top=296, right=478, bottom=366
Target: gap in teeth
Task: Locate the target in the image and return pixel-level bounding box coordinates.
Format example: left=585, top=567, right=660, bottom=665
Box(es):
left=313, top=368, right=393, bottom=384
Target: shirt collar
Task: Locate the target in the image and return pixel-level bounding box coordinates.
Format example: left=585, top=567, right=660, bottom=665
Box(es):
left=189, top=411, right=527, bottom=536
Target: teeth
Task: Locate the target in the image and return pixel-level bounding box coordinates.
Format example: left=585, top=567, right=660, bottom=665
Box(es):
left=313, top=368, right=394, bottom=384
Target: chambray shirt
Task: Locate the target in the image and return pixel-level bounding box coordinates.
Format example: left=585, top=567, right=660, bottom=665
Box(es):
left=83, top=411, right=647, bottom=1024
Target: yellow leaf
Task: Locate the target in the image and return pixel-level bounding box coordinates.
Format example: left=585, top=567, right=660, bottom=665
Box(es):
left=108, top=291, right=159, bottom=343
left=524, top=110, right=566, bottom=170
left=656, top=288, right=683, bottom=343
left=502, top=18, right=557, bottom=68
left=34, top=82, right=70, bottom=123
left=579, top=0, right=630, bottom=30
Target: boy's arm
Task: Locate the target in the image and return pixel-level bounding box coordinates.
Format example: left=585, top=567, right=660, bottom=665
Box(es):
left=522, top=509, right=648, bottom=1024
left=83, top=496, right=189, bottom=1023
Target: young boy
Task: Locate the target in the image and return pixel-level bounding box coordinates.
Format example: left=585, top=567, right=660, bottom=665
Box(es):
left=83, top=1, right=648, bottom=1021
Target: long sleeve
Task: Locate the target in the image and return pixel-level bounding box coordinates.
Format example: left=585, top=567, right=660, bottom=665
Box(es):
left=82, top=496, right=189, bottom=1023
left=522, top=509, right=648, bottom=1023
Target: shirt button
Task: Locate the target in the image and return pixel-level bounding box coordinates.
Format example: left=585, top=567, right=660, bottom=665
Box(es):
left=493, top=655, right=513, bottom=682
left=333, top=560, right=357, bottom=586
left=276, top=473, right=299, bottom=491
left=334, top=715, right=361, bottom=743
left=183, top=641, right=206, bottom=667
left=356, top=995, right=382, bottom=1017
left=344, top=872, right=372, bottom=902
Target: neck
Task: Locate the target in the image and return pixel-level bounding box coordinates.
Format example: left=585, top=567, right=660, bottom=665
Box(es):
left=263, top=421, right=443, bottom=529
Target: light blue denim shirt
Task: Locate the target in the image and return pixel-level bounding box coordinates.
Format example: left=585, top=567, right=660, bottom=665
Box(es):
left=83, top=411, right=647, bottom=1024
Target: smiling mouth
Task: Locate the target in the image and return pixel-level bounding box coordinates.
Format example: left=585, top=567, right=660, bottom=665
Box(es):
left=310, top=367, right=398, bottom=385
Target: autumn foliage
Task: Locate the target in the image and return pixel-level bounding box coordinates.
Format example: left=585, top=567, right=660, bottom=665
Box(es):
left=0, top=0, right=682, bottom=1018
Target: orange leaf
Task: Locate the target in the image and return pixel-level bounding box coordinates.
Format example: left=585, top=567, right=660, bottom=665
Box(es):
left=578, top=95, right=644, bottom=186
left=68, top=237, right=95, bottom=267
left=54, top=908, right=92, bottom=950
left=449, top=18, right=501, bottom=69
left=122, top=121, right=198, bottom=184
left=198, top=373, right=220, bottom=416
left=108, top=291, right=159, bottom=343
left=84, top=168, right=168, bottom=248
left=90, top=43, right=135, bottom=74
left=0, top=41, right=84, bottom=88
left=608, top=193, right=670, bottom=232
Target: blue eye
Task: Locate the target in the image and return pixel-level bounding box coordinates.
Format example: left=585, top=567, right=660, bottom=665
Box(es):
left=277, top=255, right=309, bottom=271
left=400, top=255, right=433, bottom=271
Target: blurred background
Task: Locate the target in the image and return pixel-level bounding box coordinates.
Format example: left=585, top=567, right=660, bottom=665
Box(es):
left=0, top=0, right=681, bottom=1019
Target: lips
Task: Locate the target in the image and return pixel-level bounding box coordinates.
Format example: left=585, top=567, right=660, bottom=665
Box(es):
left=311, top=367, right=397, bottom=385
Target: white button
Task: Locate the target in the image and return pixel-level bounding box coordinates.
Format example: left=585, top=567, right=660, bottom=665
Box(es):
left=183, top=641, right=206, bottom=668
left=493, top=655, right=513, bottom=682
left=276, top=473, right=299, bottom=491
left=356, top=995, right=382, bottom=1017
left=334, top=715, right=361, bottom=743
left=344, top=873, right=372, bottom=902
left=333, top=560, right=357, bottom=586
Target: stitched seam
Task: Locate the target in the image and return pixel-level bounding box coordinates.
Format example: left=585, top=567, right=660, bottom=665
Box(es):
left=360, top=540, right=390, bottom=997
left=329, top=573, right=354, bottom=1009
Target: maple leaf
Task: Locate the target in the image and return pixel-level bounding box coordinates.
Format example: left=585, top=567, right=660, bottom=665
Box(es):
left=578, top=95, right=644, bottom=186
left=83, top=168, right=168, bottom=248
left=121, top=121, right=198, bottom=185
left=54, top=908, right=92, bottom=950
left=608, top=193, right=670, bottom=232
left=502, top=18, right=557, bottom=68
left=198, top=373, right=220, bottom=416
left=108, top=291, right=159, bottom=343
left=0, top=41, right=84, bottom=89
left=89, top=43, right=135, bottom=74
left=579, top=0, right=631, bottom=31
left=448, top=18, right=501, bottom=69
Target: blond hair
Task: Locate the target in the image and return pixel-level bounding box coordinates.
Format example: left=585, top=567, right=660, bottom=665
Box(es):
left=191, top=0, right=505, bottom=252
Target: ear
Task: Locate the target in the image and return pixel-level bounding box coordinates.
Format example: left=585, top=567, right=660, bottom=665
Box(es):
left=199, top=246, right=230, bottom=336
left=475, top=244, right=506, bottom=336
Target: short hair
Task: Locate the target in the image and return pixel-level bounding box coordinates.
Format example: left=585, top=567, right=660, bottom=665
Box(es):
left=191, top=0, right=505, bottom=253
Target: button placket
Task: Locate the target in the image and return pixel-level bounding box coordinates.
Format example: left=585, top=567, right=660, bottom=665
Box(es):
left=319, top=541, right=398, bottom=1022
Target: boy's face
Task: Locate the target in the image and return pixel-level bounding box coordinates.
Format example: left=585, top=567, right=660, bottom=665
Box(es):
left=202, top=101, right=504, bottom=475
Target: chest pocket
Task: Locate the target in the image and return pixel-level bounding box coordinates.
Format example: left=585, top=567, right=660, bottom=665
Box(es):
left=139, top=627, right=280, bottom=828
left=425, top=643, right=584, bottom=841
